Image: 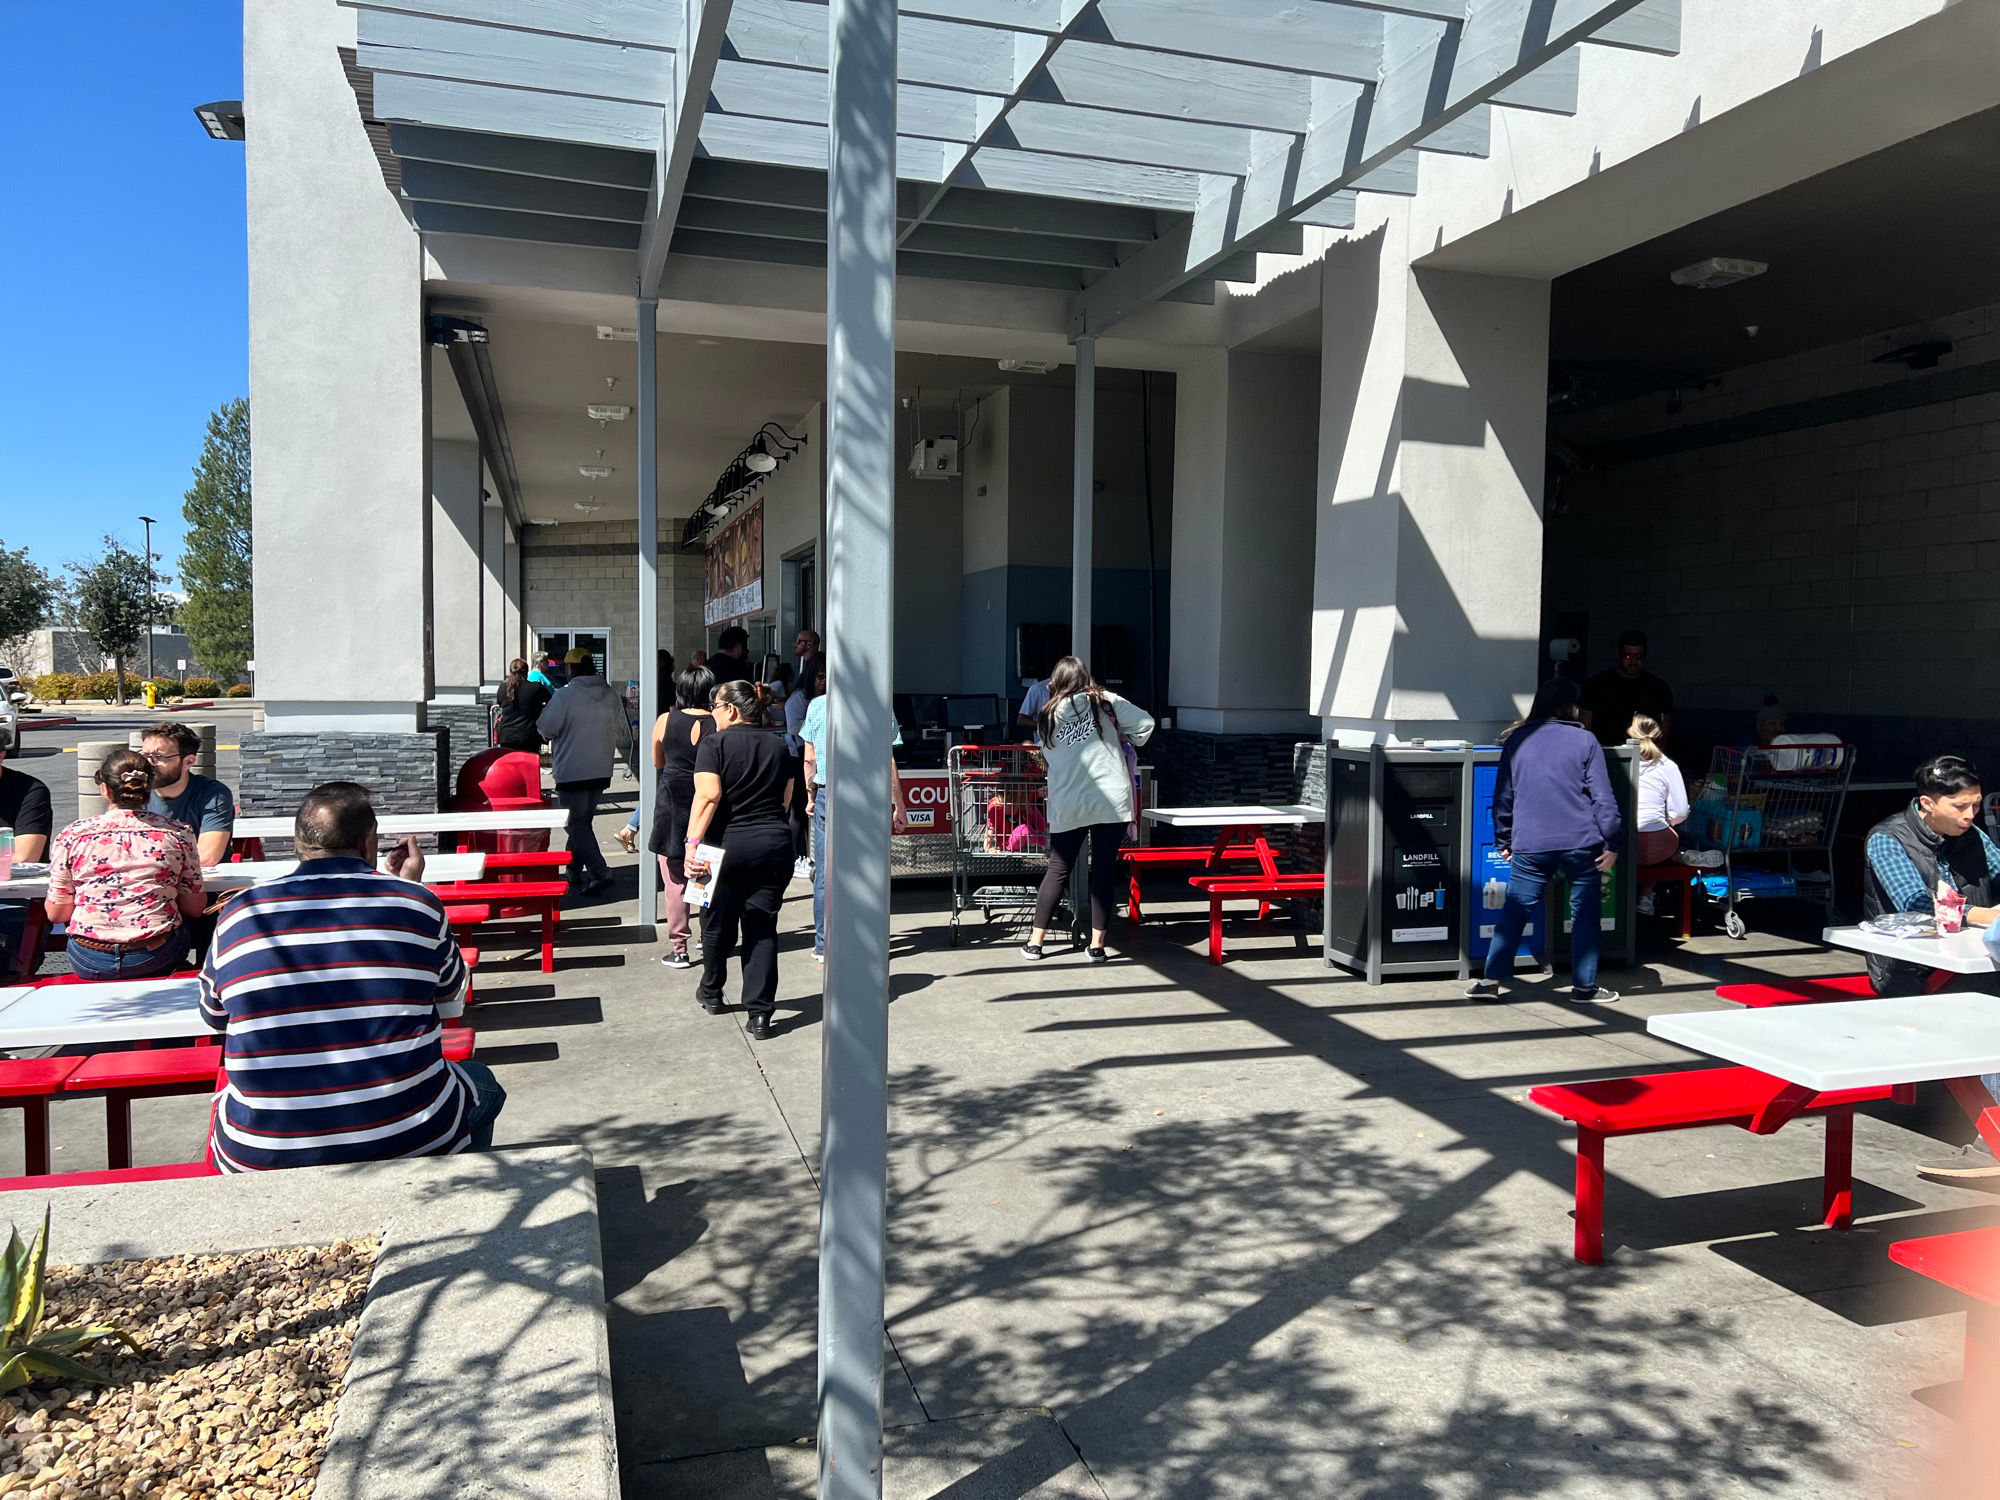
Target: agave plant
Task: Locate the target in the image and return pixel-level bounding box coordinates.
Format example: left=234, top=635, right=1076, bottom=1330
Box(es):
left=0, top=1207, right=143, bottom=1392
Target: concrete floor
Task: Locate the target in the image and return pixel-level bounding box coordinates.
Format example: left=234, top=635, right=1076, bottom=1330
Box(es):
left=13, top=774, right=1996, bottom=1498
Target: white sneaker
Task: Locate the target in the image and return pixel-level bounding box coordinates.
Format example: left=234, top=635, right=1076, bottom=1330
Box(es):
left=1676, top=849, right=1724, bottom=869
left=793, top=858, right=813, bottom=881
left=1635, top=893, right=1656, bottom=917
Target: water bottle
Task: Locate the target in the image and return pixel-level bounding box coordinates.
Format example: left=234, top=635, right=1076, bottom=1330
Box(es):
left=0, top=829, right=13, bottom=882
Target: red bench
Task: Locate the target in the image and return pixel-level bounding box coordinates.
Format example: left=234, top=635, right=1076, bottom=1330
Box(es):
left=1189, top=873, right=1324, bottom=965
left=1530, top=1065, right=1910, bottom=1264
left=64, top=1047, right=225, bottom=1170
left=435, top=879, right=566, bottom=973
left=1889, top=1224, right=2000, bottom=1411
left=0, top=1059, right=83, bottom=1177
left=1120, top=845, right=1266, bottom=923
left=1637, top=863, right=1696, bottom=939
left=0, top=1161, right=221, bottom=1194
left=480, top=850, right=572, bottom=879
left=1716, top=974, right=1877, bottom=1008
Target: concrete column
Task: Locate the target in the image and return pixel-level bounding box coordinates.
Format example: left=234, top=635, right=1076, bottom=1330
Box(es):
left=481, top=500, right=508, bottom=685
left=503, top=530, right=523, bottom=666
left=430, top=439, right=484, bottom=702
left=246, top=0, right=428, bottom=733
left=1313, top=205, right=1549, bottom=744
left=1167, top=348, right=1321, bottom=733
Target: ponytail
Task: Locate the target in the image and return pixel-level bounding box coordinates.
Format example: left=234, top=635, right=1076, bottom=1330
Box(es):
left=1629, top=714, right=1664, bottom=764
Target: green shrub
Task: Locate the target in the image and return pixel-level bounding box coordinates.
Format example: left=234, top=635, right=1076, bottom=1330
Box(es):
left=76, top=671, right=143, bottom=702
left=226, top=683, right=252, bottom=698
left=30, top=673, right=75, bottom=704
left=182, top=676, right=223, bottom=698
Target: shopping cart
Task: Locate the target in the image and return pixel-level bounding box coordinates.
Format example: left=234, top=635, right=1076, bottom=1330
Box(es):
left=1683, top=742, right=1857, bottom=938
left=947, top=745, right=1060, bottom=945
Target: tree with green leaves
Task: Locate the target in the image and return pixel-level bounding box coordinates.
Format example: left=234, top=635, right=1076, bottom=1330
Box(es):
left=69, top=538, right=172, bottom=705
left=179, top=398, right=253, bottom=679
left=0, top=542, right=59, bottom=672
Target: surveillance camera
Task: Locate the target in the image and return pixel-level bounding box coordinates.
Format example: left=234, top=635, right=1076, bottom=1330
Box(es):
left=1547, top=637, right=1580, bottom=663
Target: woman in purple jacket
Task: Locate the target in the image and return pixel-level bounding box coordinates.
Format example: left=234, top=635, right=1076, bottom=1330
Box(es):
left=1469, top=676, right=1625, bottom=1005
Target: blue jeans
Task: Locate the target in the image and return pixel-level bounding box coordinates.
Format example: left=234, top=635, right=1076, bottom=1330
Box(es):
left=1483, top=848, right=1604, bottom=991
left=66, top=932, right=191, bottom=981
left=455, top=1060, right=506, bottom=1151
left=811, top=793, right=828, bottom=956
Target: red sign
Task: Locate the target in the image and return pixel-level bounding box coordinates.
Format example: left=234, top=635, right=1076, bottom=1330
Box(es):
left=895, top=770, right=953, bottom=834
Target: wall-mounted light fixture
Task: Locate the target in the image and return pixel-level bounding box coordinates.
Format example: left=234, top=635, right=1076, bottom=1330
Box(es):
left=680, top=422, right=809, bottom=548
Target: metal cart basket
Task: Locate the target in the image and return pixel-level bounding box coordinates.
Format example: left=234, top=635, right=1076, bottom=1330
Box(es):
left=1684, top=742, right=1857, bottom=938
left=947, top=745, right=1061, bottom=945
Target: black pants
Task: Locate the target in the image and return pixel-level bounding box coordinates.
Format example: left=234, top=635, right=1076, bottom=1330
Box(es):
left=1034, top=823, right=1125, bottom=933
left=697, top=848, right=791, bottom=1017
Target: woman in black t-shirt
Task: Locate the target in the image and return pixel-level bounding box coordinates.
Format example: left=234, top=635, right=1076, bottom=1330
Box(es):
left=684, top=679, right=796, bottom=1037
left=494, top=658, right=553, bottom=753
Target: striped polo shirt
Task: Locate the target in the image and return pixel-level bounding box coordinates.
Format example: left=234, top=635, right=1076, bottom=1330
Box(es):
left=199, top=856, right=472, bottom=1172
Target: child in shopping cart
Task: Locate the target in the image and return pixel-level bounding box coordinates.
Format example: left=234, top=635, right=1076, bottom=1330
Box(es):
left=984, top=787, right=1049, bottom=853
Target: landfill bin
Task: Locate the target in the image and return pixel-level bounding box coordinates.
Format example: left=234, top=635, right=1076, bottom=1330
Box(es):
left=1325, top=745, right=1470, bottom=982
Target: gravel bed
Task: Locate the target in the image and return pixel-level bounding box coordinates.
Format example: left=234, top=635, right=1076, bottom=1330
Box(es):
left=0, top=1237, right=380, bottom=1499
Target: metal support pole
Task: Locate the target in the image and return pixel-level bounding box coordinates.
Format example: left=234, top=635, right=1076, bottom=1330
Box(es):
left=636, top=298, right=660, bottom=928
left=139, top=514, right=157, bottom=682
left=1069, top=335, right=1096, bottom=659
left=820, top=0, right=895, bottom=1491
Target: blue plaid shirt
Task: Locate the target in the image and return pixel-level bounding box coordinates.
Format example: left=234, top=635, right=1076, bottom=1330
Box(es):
left=1867, top=825, right=2000, bottom=913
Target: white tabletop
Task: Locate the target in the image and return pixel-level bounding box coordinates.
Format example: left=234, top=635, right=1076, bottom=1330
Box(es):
left=0, top=853, right=487, bottom=901
left=1142, top=805, right=1324, bottom=828
left=0, top=978, right=207, bottom=1050
left=1824, top=924, right=1997, bottom=975
left=233, top=808, right=567, bottom=839
left=1648, top=992, right=2000, bottom=1092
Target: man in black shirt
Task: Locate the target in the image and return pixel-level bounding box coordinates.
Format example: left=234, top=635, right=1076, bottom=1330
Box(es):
left=707, top=625, right=754, bottom=686
left=0, top=723, right=52, bottom=974
left=1578, top=629, right=1674, bottom=747
left=0, top=725, right=51, bottom=862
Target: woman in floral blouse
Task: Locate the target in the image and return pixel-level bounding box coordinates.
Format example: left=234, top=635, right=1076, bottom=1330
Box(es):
left=45, top=750, right=206, bottom=979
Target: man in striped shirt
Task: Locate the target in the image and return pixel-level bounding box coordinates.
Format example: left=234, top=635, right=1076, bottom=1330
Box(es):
left=200, top=781, right=505, bottom=1172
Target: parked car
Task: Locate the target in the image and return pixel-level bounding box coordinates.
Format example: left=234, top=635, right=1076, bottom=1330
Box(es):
left=0, top=666, right=21, bottom=706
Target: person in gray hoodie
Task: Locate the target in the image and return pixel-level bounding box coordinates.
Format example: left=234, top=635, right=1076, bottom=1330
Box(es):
left=1021, top=656, right=1154, bottom=964
left=537, top=648, right=629, bottom=894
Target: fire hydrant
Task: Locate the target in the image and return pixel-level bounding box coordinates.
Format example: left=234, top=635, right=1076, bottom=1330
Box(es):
left=143, top=680, right=158, bottom=709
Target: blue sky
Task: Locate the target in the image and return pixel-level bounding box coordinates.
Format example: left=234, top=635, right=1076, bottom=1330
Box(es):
left=0, top=2, right=245, bottom=584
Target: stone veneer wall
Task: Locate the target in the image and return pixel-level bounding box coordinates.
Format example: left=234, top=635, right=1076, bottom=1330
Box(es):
left=237, top=730, right=446, bottom=820
left=427, top=703, right=496, bottom=795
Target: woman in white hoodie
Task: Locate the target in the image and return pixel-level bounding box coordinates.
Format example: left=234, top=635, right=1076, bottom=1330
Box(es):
left=1021, top=656, right=1155, bottom=964
left=1630, top=714, right=1688, bottom=915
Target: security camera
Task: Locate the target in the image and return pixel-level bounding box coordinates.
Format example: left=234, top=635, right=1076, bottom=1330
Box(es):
left=1548, top=637, right=1580, bottom=663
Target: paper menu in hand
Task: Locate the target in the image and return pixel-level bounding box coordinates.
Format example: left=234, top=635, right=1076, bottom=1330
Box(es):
left=685, top=843, right=727, bottom=910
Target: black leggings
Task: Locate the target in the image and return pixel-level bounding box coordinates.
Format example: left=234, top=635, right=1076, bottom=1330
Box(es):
left=1034, top=823, right=1126, bottom=933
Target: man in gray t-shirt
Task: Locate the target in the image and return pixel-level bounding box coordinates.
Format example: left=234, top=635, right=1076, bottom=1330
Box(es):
left=141, top=722, right=236, bottom=866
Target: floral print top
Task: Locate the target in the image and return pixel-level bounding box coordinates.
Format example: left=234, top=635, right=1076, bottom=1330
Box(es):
left=48, top=809, right=203, bottom=944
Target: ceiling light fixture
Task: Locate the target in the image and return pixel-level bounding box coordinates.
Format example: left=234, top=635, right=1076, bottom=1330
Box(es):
left=997, top=358, right=1058, bottom=374
left=574, top=500, right=604, bottom=514
left=595, top=326, right=637, bottom=342
left=526, top=517, right=559, bottom=527
left=1668, top=257, right=1769, bottom=290
left=586, top=404, right=630, bottom=423
left=578, top=464, right=614, bottom=480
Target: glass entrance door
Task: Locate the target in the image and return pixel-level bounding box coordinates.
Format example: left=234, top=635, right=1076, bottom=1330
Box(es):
left=534, top=627, right=610, bottom=678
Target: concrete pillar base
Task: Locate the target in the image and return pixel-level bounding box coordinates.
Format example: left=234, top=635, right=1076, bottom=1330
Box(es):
left=237, top=729, right=446, bottom=818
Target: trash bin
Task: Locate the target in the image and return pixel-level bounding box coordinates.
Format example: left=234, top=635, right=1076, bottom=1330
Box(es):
left=1325, top=745, right=1471, bottom=982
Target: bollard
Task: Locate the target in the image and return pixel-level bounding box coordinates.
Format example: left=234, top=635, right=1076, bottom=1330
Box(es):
left=76, top=741, right=126, bottom=818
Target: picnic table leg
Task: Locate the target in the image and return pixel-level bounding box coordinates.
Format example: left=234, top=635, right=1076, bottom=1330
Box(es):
left=1821, top=1107, right=1855, bottom=1229
left=1128, top=865, right=1143, bottom=925
left=1575, top=1129, right=1606, bottom=1265
left=1675, top=879, right=1692, bottom=941
left=1208, top=891, right=1225, bottom=966
left=1944, top=1080, right=2000, bottom=1153
left=105, top=1097, right=133, bottom=1171
left=21, top=1102, right=50, bottom=1178
left=541, top=905, right=557, bottom=974
left=12, top=902, right=48, bottom=979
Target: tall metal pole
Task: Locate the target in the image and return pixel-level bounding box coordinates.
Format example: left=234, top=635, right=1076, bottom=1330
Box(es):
left=636, top=298, right=660, bottom=928
left=139, top=514, right=158, bottom=682
left=819, top=0, right=895, bottom=1490
left=1069, top=337, right=1096, bottom=656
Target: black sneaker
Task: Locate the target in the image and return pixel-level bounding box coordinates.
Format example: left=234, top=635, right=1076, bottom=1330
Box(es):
left=1465, top=979, right=1502, bottom=1001
left=1567, top=986, right=1620, bottom=1005
left=1916, top=1139, right=2000, bottom=1186
left=1087, top=947, right=1109, bottom=964
left=1020, top=943, right=1045, bottom=962
left=660, top=945, right=692, bottom=970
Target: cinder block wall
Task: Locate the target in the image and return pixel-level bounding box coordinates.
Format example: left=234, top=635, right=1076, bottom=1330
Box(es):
left=520, top=520, right=707, bottom=684
left=1547, top=299, right=2000, bottom=776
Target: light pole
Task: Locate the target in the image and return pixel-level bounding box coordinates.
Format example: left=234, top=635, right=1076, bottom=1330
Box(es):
left=137, top=515, right=157, bottom=683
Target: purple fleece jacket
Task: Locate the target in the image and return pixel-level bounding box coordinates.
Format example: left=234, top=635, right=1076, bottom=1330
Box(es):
left=1492, top=718, right=1624, bottom=855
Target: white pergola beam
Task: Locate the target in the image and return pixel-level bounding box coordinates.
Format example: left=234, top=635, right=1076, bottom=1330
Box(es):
left=354, top=10, right=673, bottom=103
left=1070, top=0, right=1656, bottom=335
left=639, top=0, right=737, bottom=297
left=372, top=72, right=665, bottom=152
left=1080, top=0, right=1382, bottom=80
left=343, top=0, right=682, bottom=49
left=708, top=58, right=996, bottom=142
